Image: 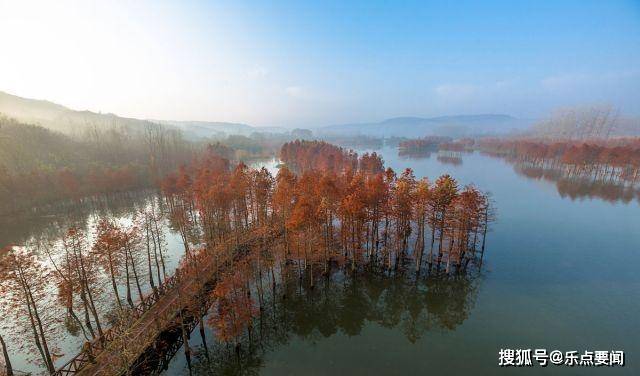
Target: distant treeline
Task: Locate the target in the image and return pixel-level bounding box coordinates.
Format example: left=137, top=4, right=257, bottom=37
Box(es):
left=0, top=117, right=185, bottom=214
left=320, top=134, right=384, bottom=149
left=280, top=140, right=359, bottom=173
left=514, top=164, right=640, bottom=204
left=478, top=138, right=640, bottom=184
left=398, top=136, right=452, bottom=153
left=0, top=117, right=295, bottom=215
left=396, top=137, right=478, bottom=160
left=220, top=133, right=294, bottom=160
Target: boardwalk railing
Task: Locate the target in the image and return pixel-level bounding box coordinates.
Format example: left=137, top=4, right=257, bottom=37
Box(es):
left=52, top=271, right=182, bottom=375
left=53, top=227, right=280, bottom=376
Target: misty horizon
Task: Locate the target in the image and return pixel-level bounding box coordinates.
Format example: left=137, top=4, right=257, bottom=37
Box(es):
left=1, top=1, right=639, bottom=128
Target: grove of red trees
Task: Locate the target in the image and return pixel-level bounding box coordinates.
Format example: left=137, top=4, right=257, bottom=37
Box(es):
left=0, top=139, right=495, bottom=374
left=162, top=140, right=494, bottom=282
left=0, top=116, right=196, bottom=215
left=398, top=136, right=452, bottom=157
left=478, top=138, right=640, bottom=184
left=0, top=204, right=169, bottom=374
left=158, top=140, right=494, bottom=348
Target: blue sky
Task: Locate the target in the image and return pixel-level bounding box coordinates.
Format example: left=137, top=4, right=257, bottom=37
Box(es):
left=1, top=0, right=639, bottom=126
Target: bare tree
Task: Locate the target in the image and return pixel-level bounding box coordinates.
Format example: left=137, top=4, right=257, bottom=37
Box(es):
left=532, top=105, right=619, bottom=140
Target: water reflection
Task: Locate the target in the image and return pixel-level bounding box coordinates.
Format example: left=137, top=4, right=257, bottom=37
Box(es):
left=0, top=191, right=187, bottom=375
left=513, top=164, right=640, bottom=204
left=397, top=149, right=466, bottom=166
left=436, top=155, right=463, bottom=166
left=398, top=150, right=434, bottom=159
left=164, top=269, right=480, bottom=375
left=407, top=150, right=640, bottom=205
left=0, top=191, right=158, bottom=248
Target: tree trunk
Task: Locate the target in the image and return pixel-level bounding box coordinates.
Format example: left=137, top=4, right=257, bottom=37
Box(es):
left=145, top=222, right=156, bottom=291
left=26, top=286, right=55, bottom=373
left=108, top=256, right=123, bottom=310
left=68, top=304, right=89, bottom=341
left=79, top=289, right=96, bottom=338
left=124, top=251, right=134, bottom=308
left=129, top=247, right=144, bottom=301
left=151, top=211, right=168, bottom=281
left=152, top=233, right=163, bottom=286
left=83, top=279, right=104, bottom=339
left=0, top=334, right=14, bottom=376
left=24, top=297, right=47, bottom=369
left=480, top=216, right=488, bottom=266
left=77, top=248, right=104, bottom=338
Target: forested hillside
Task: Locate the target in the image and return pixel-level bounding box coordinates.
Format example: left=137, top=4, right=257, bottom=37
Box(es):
left=0, top=90, right=172, bottom=138
left=0, top=91, right=290, bottom=141
left=0, top=116, right=196, bottom=214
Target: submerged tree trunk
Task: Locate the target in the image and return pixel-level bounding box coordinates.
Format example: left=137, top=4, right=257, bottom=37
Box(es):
left=151, top=209, right=168, bottom=281
left=17, top=266, right=55, bottom=374
left=145, top=222, right=157, bottom=291
left=108, top=256, right=123, bottom=310
left=32, top=304, right=55, bottom=374
left=25, top=284, right=55, bottom=373
left=67, top=303, right=89, bottom=341
left=79, top=288, right=96, bottom=338
left=0, top=334, right=14, bottom=376
left=127, top=247, right=144, bottom=301
left=436, top=212, right=447, bottom=268
left=83, top=280, right=104, bottom=339
left=199, top=314, right=209, bottom=360
left=124, top=251, right=134, bottom=308
left=76, top=248, right=104, bottom=339
left=428, top=219, right=436, bottom=268
left=480, top=217, right=488, bottom=266
left=24, top=296, right=47, bottom=369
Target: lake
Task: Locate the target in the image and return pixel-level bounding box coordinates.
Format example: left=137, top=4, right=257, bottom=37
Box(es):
left=166, top=147, right=640, bottom=375
left=2, top=148, right=638, bottom=375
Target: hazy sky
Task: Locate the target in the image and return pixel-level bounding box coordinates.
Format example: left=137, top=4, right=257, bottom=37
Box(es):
left=1, top=0, right=639, bottom=127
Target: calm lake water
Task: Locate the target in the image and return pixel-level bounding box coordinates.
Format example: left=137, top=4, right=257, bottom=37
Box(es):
left=2, top=148, right=639, bottom=375
left=0, top=193, right=190, bottom=375
left=167, top=147, right=640, bottom=375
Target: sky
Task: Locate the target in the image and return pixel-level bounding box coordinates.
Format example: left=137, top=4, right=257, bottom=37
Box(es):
left=0, top=0, right=639, bottom=127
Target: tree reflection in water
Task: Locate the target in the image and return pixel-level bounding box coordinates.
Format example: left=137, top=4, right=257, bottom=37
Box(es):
left=0, top=190, right=161, bottom=249
left=398, top=149, right=434, bottom=159
left=514, top=164, right=640, bottom=204
left=175, top=267, right=481, bottom=375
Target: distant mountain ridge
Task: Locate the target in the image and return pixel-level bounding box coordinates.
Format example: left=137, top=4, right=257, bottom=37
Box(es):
left=0, top=91, right=288, bottom=139
left=319, top=114, right=530, bottom=138
left=153, top=119, right=288, bottom=139
left=1, top=90, right=532, bottom=140
left=0, top=90, right=164, bottom=137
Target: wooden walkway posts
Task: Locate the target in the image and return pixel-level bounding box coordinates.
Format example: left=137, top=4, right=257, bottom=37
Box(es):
left=53, top=228, right=282, bottom=376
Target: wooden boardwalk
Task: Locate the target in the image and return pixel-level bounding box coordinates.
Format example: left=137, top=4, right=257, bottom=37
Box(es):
left=53, top=228, right=278, bottom=376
